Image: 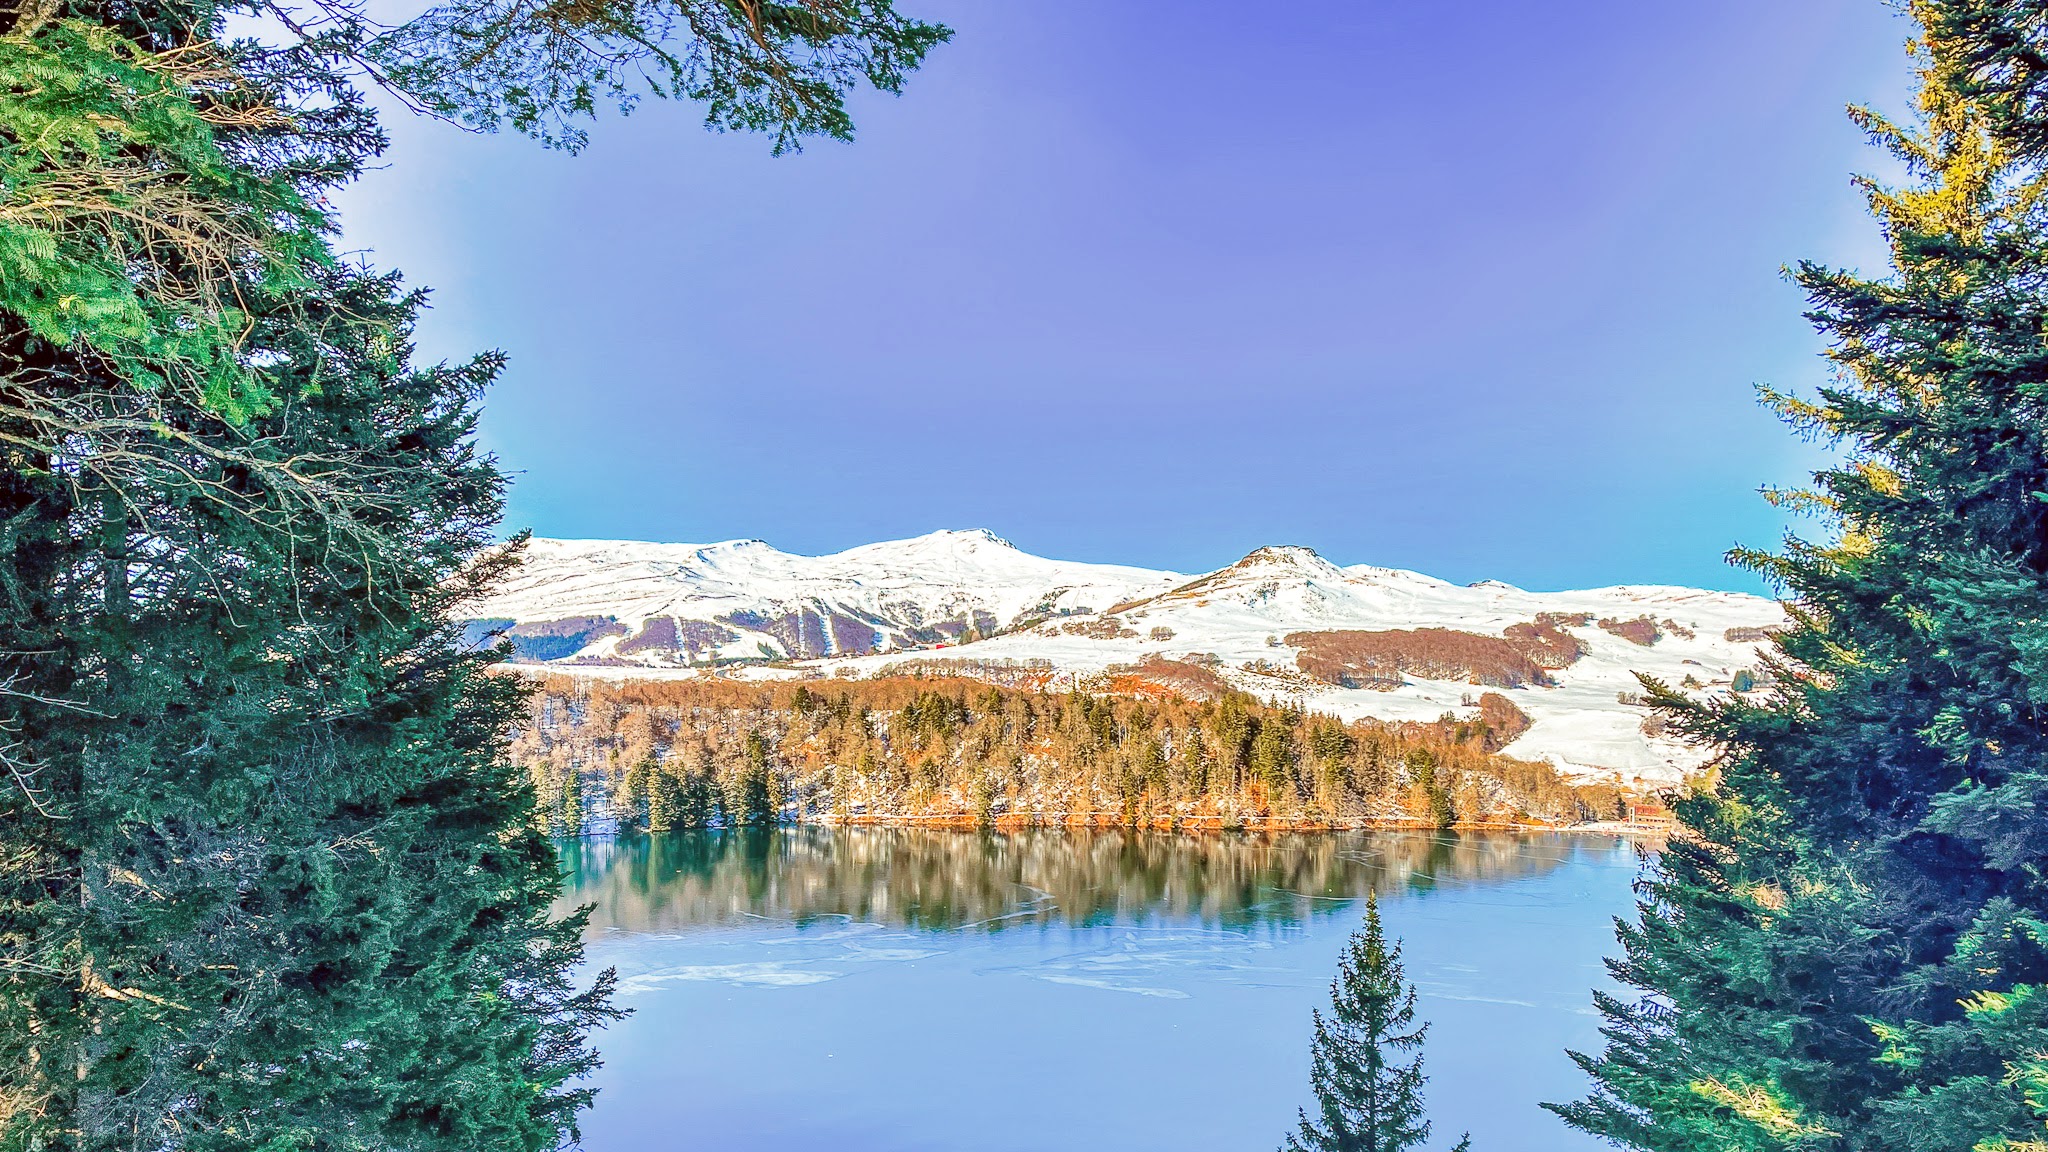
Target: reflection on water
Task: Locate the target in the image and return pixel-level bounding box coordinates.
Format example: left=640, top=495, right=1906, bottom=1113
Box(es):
left=567, top=828, right=1639, bottom=1152
left=561, top=826, right=1589, bottom=934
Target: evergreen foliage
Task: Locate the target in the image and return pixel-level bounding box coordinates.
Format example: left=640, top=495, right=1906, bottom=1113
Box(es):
left=0, top=0, right=951, bottom=441
left=0, top=15, right=324, bottom=420
left=731, top=730, right=779, bottom=825
left=369, top=0, right=953, bottom=154
left=0, top=0, right=946, bottom=1145
left=514, top=676, right=1626, bottom=834
left=1406, top=749, right=1455, bottom=830
left=1555, top=4, right=2048, bottom=1148
left=1282, top=894, right=1470, bottom=1152
left=0, top=236, right=621, bottom=1148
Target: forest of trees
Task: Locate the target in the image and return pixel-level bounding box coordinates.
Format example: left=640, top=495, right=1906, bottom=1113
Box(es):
left=6, top=0, right=2048, bottom=1145
left=0, top=0, right=948, bottom=1146
left=511, top=675, right=1631, bottom=835
left=1554, top=3, right=2048, bottom=1149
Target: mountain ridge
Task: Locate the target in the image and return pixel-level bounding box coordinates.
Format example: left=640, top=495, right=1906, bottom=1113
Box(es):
left=468, top=530, right=1785, bottom=784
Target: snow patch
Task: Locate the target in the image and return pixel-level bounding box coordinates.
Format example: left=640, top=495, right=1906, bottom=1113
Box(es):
left=473, top=535, right=1786, bottom=785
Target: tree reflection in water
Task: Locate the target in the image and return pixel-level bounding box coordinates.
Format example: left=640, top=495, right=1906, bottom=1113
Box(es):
left=557, top=828, right=1618, bottom=936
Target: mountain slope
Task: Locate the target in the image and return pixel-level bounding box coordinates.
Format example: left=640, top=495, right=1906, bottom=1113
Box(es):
left=468, top=530, right=1178, bottom=664
left=469, top=532, right=1785, bottom=784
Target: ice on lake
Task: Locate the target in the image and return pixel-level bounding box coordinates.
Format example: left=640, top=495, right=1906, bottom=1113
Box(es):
left=560, top=827, right=1641, bottom=1151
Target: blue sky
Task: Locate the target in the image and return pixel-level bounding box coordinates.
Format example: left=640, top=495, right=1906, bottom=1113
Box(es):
left=336, top=0, right=1910, bottom=592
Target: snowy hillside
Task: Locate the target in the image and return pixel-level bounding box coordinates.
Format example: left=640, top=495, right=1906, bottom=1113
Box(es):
left=468, top=530, right=1178, bottom=664
left=469, top=532, right=1787, bottom=785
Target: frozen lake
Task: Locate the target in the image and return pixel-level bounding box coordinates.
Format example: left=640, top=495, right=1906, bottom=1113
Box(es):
left=560, top=828, right=1642, bottom=1151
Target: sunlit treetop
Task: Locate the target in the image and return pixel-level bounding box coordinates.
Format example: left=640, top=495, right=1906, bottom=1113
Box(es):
left=0, top=16, right=326, bottom=421
left=0, top=0, right=949, bottom=424
left=360, top=0, right=954, bottom=153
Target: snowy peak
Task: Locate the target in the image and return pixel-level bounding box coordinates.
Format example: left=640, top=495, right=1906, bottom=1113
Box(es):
left=1110, top=545, right=1346, bottom=612
left=1238, top=544, right=1332, bottom=568
left=1213, top=545, right=1341, bottom=576
left=832, top=527, right=1016, bottom=562
left=1212, top=545, right=1352, bottom=588
left=469, top=531, right=1788, bottom=785
left=935, top=527, right=1017, bottom=549
left=469, top=532, right=1179, bottom=667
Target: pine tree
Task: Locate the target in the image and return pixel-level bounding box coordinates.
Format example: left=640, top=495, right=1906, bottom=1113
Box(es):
left=1554, top=4, right=2048, bottom=1148
left=0, top=0, right=948, bottom=1145
left=731, top=730, right=778, bottom=826
left=1407, top=748, right=1454, bottom=829
left=1283, top=895, right=1471, bottom=1152
left=647, top=761, right=683, bottom=832
left=0, top=247, right=626, bottom=1147
left=1252, top=715, right=1297, bottom=807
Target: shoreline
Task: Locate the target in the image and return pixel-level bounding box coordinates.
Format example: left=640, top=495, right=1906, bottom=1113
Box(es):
left=579, top=812, right=1673, bottom=840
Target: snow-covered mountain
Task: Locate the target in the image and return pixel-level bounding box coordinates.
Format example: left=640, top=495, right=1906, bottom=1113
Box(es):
left=468, top=530, right=1177, bottom=664
left=468, top=531, right=1787, bottom=785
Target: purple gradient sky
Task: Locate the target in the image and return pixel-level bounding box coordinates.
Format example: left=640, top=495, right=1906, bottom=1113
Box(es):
left=335, top=0, right=1910, bottom=592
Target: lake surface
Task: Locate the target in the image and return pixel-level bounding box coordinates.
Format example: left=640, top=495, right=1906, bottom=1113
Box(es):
left=560, top=828, right=1643, bottom=1151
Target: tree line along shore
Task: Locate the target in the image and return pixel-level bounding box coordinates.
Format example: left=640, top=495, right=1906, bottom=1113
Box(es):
left=510, top=673, right=1646, bottom=836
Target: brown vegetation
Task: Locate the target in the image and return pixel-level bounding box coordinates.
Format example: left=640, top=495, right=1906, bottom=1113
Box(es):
left=1597, top=615, right=1662, bottom=646
left=509, top=674, right=1627, bottom=837
left=1288, top=628, right=1554, bottom=689
left=1055, top=617, right=1140, bottom=640
left=1474, top=692, right=1533, bottom=749
left=1502, top=613, right=1590, bottom=669
left=1724, top=625, right=1781, bottom=643
left=1104, top=654, right=1233, bottom=702
left=868, top=657, right=1055, bottom=687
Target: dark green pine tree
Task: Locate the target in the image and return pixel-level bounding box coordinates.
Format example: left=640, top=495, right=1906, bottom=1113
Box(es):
left=1554, top=4, right=2048, bottom=1149
left=0, top=175, right=606, bottom=1140
left=733, top=731, right=779, bottom=826
left=0, top=0, right=948, bottom=1146
left=1283, top=894, right=1470, bottom=1152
